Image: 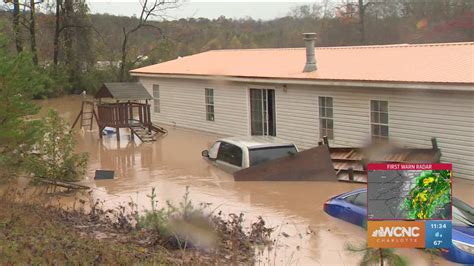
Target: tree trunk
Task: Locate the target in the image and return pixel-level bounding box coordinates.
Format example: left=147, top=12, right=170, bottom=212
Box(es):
left=358, top=0, right=366, bottom=45
left=64, top=0, right=74, bottom=65
left=53, top=0, right=61, bottom=65
left=29, top=0, right=38, bottom=65
left=12, top=0, right=23, bottom=53
left=119, top=31, right=129, bottom=82
left=63, top=0, right=77, bottom=90
left=379, top=248, right=384, bottom=266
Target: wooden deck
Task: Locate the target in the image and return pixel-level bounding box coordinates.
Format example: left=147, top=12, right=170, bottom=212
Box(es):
left=330, top=140, right=441, bottom=183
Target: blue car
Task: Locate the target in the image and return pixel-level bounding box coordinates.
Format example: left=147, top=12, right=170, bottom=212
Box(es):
left=323, top=188, right=474, bottom=264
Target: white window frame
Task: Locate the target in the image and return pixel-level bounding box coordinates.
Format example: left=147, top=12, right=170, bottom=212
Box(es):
left=370, top=100, right=389, bottom=140
left=248, top=87, right=276, bottom=136
left=246, top=85, right=277, bottom=136
left=319, top=96, right=334, bottom=140
left=153, top=85, right=160, bottom=113
left=205, top=88, right=214, bottom=121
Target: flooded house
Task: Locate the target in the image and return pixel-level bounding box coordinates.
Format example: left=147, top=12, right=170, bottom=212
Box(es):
left=130, top=34, right=473, bottom=180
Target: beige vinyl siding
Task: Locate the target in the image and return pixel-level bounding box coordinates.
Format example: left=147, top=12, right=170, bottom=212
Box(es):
left=139, top=77, right=249, bottom=136
left=276, top=85, right=474, bottom=180
left=276, top=85, right=374, bottom=148
left=138, top=77, right=473, bottom=180
left=389, top=91, right=474, bottom=179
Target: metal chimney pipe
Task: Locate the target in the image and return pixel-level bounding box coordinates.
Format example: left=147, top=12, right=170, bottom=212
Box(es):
left=303, top=33, right=317, bottom=72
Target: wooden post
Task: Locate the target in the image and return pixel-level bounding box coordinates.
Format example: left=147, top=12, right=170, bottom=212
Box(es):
left=92, top=109, right=99, bottom=128
left=348, top=167, right=354, bottom=182
left=79, top=101, right=85, bottom=128
left=147, top=104, right=152, bottom=131
left=71, top=108, right=83, bottom=129
left=138, top=106, right=143, bottom=124
left=323, top=136, right=329, bottom=147
left=89, top=102, right=94, bottom=130
left=431, top=137, right=438, bottom=150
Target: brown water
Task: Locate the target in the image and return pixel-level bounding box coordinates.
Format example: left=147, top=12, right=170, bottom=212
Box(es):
left=37, top=95, right=472, bottom=265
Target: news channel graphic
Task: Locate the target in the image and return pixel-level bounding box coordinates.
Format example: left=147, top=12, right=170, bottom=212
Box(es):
left=368, top=220, right=452, bottom=248
left=366, top=163, right=452, bottom=248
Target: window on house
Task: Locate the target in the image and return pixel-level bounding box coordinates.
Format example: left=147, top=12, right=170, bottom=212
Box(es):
left=319, top=96, right=334, bottom=139
left=250, top=89, right=275, bottom=136
left=371, top=100, right=389, bottom=140
left=153, top=85, right=160, bottom=113
left=205, top=88, right=214, bottom=121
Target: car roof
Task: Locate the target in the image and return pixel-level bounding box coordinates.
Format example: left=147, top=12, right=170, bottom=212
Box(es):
left=218, top=136, right=296, bottom=149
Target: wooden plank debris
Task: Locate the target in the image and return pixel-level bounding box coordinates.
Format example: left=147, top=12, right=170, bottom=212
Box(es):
left=37, top=178, right=91, bottom=190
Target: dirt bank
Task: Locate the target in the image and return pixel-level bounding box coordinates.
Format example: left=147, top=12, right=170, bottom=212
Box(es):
left=0, top=196, right=271, bottom=265
left=0, top=201, right=166, bottom=264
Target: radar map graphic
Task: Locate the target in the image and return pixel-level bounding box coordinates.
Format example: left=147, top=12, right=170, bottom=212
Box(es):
left=368, top=167, right=452, bottom=220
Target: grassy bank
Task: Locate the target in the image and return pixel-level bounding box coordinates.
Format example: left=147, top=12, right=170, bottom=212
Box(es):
left=0, top=201, right=168, bottom=264
left=0, top=186, right=273, bottom=265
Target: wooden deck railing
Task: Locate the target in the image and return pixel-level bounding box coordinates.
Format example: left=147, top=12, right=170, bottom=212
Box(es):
left=97, top=102, right=151, bottom=128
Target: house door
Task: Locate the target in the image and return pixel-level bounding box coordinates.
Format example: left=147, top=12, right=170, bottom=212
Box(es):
left=250, top=89, right=275, bottom=136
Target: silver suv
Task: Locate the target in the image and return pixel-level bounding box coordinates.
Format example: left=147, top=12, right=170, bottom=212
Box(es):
left=201, top=136, right=298, bottom=173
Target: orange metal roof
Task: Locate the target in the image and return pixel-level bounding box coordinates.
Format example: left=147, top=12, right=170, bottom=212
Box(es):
left=131, top=42, right=474, bottom=85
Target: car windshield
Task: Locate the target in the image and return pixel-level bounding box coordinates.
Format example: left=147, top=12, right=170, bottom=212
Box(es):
left=249, top=145, right=297, bottom=166
left=452, top=198, right=474, bottom=227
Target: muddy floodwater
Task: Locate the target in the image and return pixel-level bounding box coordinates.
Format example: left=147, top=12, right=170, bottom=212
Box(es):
left=37, top=96, right=473, bottom=265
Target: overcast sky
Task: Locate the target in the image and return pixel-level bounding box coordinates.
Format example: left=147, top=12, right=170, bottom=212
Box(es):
left=88, top=0, right=318, bottom=20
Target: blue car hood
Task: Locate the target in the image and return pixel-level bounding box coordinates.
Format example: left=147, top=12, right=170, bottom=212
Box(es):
left=453, top=226, right=474, bottom=243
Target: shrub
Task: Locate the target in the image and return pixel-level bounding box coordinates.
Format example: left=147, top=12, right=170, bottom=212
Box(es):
left=26, top=110, right=88, bottom=182
left=137, top=187, right=273, bottom=254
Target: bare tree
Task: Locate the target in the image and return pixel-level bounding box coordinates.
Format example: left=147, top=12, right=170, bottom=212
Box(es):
left=336, top=0, right=377, bottom=44
left=52, top=0, right=98, bottom=66
left=63, top=0, right=74, bottom=67
left=52, top=0, right=77, bottom=66
left=357, top=0, right=378, bottom=44
left=53, top=0, right=61, bottom=65
left=118, top=0, right=179, bottom=81
left=28, top=0, right=42, bottom=64
left=3, top=0, right=24, bottom=52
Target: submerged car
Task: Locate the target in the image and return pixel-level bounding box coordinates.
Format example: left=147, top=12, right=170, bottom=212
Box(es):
left=323, top=188, right=474, bottom=264
left=201, top=136, right=298, bottom=173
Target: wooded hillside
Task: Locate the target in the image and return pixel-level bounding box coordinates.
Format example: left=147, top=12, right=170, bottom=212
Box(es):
left=0, top=0, right=472, bottom=95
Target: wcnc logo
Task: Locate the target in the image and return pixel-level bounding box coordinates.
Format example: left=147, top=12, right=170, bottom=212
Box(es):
left=368, top=221, right=426, bottom=248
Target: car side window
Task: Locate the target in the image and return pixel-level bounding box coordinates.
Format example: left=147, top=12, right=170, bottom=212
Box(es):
left=352, top=192, right=367, bottom=207
left=217, top=142, right=243, bottom=167
left=344, top=194, right=357, bottom=203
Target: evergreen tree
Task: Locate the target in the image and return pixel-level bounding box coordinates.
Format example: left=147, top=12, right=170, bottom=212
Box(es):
left=0, top=30, right=49, bottom=181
